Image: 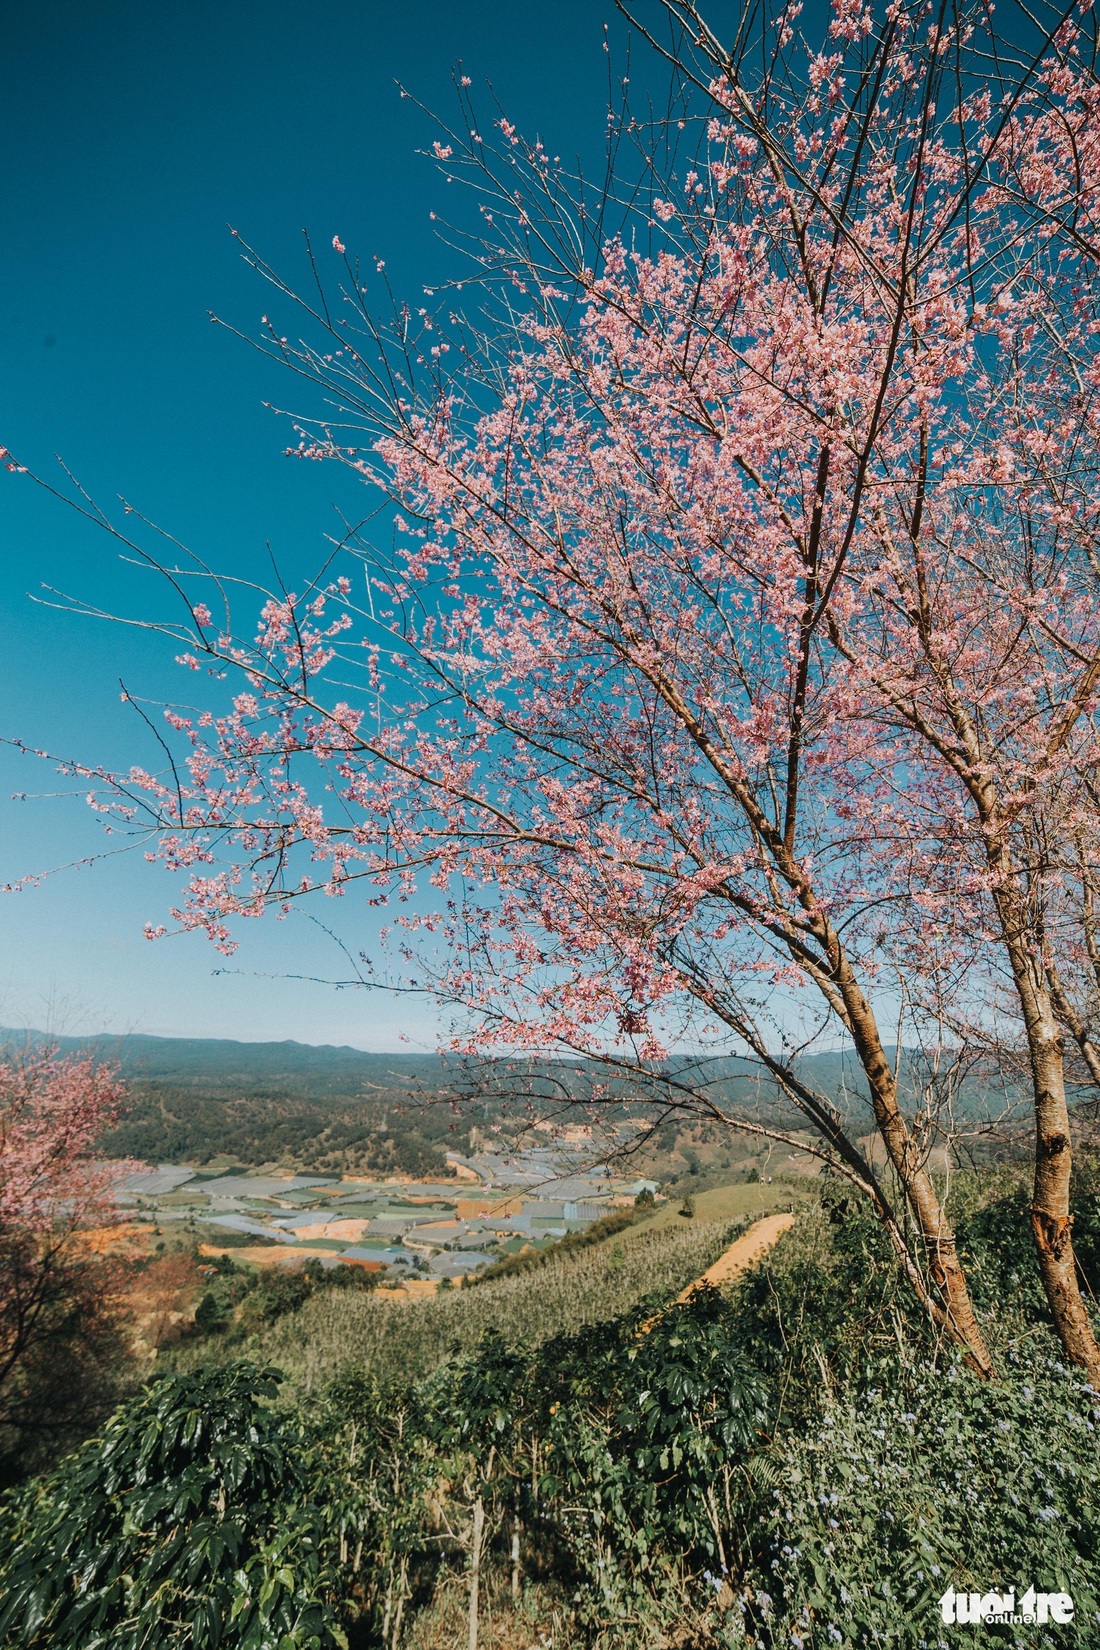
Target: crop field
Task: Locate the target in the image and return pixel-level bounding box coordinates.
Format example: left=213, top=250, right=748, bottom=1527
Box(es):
left=631, top=1177, right=806, bottom=1231
left=167, top=1211, right=761, bottom=1390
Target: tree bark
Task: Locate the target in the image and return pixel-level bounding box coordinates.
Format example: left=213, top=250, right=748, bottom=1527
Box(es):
left=468, top=1495, right=484, bottom=1650
left=832, top=944, right=996, bottom=1378
left=991, top=871, right=1100, bottom=1389
left=1024, top=1007, right=1100, bottom=1386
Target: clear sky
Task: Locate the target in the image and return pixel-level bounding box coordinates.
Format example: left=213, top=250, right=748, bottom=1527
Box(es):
left=1, top=0, right=623, bottom=1046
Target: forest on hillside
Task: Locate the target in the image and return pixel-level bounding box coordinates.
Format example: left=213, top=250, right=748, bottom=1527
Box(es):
left=5, top=1027, right=1033, bottom=1179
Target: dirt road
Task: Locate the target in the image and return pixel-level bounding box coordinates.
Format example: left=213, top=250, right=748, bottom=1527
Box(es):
left=673, top=1210, right=796, bottom=1304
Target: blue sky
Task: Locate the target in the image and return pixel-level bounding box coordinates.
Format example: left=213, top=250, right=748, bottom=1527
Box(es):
left=1, top=0, right=620, bottom=1046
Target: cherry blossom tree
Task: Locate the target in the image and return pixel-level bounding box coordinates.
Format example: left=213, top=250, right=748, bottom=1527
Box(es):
left=629, top=0, right=1100, bottom=1385
left=791, top=38, right=1100, bottom=1382
left=15, top=0, right=1100, bottom=1380
left=0, top=1049, right=132, bottom=1472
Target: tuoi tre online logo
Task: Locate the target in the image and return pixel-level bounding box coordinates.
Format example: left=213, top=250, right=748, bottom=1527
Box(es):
left=939, top=1586, right=1074, bottom=1627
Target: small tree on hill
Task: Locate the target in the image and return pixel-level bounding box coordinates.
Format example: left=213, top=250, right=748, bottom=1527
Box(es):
left=0, top=1049, right=133, bottom=1478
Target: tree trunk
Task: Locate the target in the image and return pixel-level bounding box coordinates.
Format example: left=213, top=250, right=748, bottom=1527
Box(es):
left=468, top=1495, right=484, bottom=1650
left=991, top=872, right=1100, bottom=1388
left=391, top=1556, right=409, bottom=1650
left=1027, top=1014, right=1100, bottom=1387
left=830, top=934, right=996, bottom=1377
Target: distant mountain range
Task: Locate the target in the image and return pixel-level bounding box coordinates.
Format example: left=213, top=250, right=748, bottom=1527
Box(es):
left=1, top=1026, right=1028, bottom=1119
left=0, top=1029, right=446, bottom=1103
left=0, top=1026, right=1035, bottom=1175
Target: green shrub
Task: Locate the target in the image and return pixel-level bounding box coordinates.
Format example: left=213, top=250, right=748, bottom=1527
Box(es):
left=733, top=1350, right=1100, bottom=1648
left=955, top=1160, right=1100, bottom=1326
left=0, top=1365, right=346, bottom=1650
left=525, top=1289, right=770, bottom=1614
left=732, top=1195, right=931, bottom=1400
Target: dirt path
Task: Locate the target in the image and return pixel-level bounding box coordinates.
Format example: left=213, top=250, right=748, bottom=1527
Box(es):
left=673, top=1210, right=796, bottom=1304
left=635, top=1210, right=796, bottom=1336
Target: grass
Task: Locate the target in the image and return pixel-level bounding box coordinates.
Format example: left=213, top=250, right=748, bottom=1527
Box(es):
left=631, top=1177, right=805, bottom=1233
left=401, top=1574, right=587, bottom=1650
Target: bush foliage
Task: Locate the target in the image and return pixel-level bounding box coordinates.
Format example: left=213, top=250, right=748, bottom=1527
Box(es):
left=0, top=1364, right=345, bottom=1650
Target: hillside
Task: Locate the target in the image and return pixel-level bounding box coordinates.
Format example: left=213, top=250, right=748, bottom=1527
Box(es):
left=2, top=1029, right=1032, bottom=1178
left=0, top=1030, right=469, bottom=1173
left=164, top=1181, right=800, bottom=1390
left=9, top=1164, right=1100, bottom=1650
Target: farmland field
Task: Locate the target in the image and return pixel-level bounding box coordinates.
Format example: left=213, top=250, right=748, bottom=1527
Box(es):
left=164, top=1207, right=777, bottom=1389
